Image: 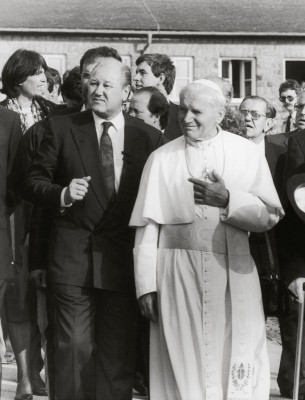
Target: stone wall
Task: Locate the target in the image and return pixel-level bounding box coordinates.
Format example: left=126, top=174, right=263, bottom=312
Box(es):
left=1, top=33, right=305, bottom=127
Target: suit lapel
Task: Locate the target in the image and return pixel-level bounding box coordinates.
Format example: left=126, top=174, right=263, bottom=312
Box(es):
left=264, top=139, right=278, bottom=175
left=70, top=110, right=108, bottom=211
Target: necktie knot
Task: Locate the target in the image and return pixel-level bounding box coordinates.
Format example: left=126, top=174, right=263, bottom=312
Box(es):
left=102, top=121, right=112, bottom=135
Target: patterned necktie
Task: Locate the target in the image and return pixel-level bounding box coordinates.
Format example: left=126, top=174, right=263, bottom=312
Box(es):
left=100, top=121, right=115, bottom=198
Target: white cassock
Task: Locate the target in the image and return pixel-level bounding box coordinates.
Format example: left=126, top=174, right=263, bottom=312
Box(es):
left=130, top=129, right=284, bottom=400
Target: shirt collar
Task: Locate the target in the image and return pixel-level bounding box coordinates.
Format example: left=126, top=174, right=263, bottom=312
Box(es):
left=92, top=110, right=125, bottom=132
left=185, top=125, right=221, bottom=147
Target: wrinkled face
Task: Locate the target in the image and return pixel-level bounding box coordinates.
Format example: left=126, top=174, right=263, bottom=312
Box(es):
left=81, top=56, right=107, bottom=106
left=280, top=89, right=298, bottom=113
left=239, top=99, right=268, bottom=142
left=133, top=61, right=161, bottom=91
left=179, top=85, right=224, bottom=140
left=129, top=91, right=157, bottom=127
left=19, top=68, right=46, bottom=99
left=295, top=92, right=305, bottom=131
left=88, top=58, right=129, bottom=119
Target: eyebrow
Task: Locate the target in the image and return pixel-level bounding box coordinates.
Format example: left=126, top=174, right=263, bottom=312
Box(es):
left=136, top=68, right=147, bottom=74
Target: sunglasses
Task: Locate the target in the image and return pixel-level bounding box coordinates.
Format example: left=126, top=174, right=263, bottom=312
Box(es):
left=239, top=109, right=266, bottom=121
left=279, top=95, right=296, bottom=103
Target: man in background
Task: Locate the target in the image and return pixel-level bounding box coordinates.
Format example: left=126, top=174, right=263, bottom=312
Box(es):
left=275, top=90, right=305, bottom=398
left=134, top=53, right=182, bottom=140
left=278, top=79, right=300, bottom=133
left=48, top=67, right=62, bottom=104
left=129, top=86, right=169, bottom=132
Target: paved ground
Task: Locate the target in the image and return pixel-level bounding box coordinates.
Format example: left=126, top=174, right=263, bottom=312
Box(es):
left=1, top=317, right=293, bottom=399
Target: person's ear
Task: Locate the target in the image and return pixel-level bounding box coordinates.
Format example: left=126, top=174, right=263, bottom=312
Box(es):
left=159, top=73, right=166, bottom=86
left=216, top=108, right=226, bottom=124
left=154, top=114, right=161, bottom=124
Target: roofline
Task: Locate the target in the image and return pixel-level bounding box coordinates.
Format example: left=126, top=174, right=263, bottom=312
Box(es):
left=0, top=27, right=305, bottom=37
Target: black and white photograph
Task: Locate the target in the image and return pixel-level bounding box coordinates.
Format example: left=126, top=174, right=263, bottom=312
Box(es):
left=1, top=1, right=305, bottom=399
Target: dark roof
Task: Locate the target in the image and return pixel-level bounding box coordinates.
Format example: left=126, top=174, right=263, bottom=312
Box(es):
left=1, top=0, right=305, bottom=35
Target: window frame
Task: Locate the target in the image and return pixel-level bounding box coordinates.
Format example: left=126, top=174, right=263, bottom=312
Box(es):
left=219, top=57, right=256, bottom=105
left=42, top=54, right=67, bottom=77
left=283, top=58, right=305, bottom=81
left=169, top=56, right=194, bottom=103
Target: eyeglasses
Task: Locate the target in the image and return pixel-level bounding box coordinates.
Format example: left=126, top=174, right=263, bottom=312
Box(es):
left=279, top=95, right=296, bottom=103
left=239, top=109, right=266, bottom=120
left=294, top=103, right=305, bottom=112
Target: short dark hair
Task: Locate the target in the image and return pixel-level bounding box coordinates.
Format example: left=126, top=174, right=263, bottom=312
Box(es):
left=279, top=79, right=300, bottom=96
left=1, top=49, right=48, bottom=98
left=240, top=95, right=274, bottom=118
left=80, top=46, right=122, bottom=73
left=47, top=67, right=61, bottom=94
left=44, top=69, right=55, bottom=93
left=61, top=66, right=82, bottom=106
left=136, top=86, right=169, bottom=129
left=135, top=54, right=176, bottom=95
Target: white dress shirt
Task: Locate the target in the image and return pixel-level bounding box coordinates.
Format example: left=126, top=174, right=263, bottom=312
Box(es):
left=61, top=110, right=125, bottom=206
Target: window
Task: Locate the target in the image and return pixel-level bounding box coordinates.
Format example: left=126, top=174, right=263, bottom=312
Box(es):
left=284, top=60, right=305, bottom=88
left=220, top=58, right=256, bottom=101
left=169, top=57, right=193, bottom=103
left=42, top=54, right=66, bottom=76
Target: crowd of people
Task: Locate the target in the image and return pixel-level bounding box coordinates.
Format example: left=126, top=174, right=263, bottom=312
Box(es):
left=0, top=45, right=305, bottom=400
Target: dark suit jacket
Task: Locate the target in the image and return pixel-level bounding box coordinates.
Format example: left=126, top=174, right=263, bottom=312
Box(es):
left=249, top=133, right=288, bottom=278
left=0, top=106, right=23, bottom=278
left=25, top=110, right=162, bottom=293
left=278, top=129, right=305, bottom=285
left=164, top=101, right=183, bottom=141
left=265, top=132, right=290, bottom=200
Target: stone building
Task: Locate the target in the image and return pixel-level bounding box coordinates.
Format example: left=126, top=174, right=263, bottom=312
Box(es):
left=1, top=0, right=305, bottom=124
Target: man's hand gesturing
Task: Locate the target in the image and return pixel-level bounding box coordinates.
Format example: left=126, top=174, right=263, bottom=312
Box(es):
left=64, top=176, right=91, bottom=205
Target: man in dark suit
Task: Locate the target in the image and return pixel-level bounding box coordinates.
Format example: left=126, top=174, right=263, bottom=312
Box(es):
left=276, top=92, right=305, bottom=397
left=239, top=95, right=288, bottom=189
left=0, top=106, right=22, bottom=396
left=278, top=79, right=300, bottom=133
left=273, top=91, right=305, bottom=399
left=239, top=93, right=305, bottom=398
left=25, top=53, right=163, bottom=400
left=238, top=96, right=288, bottom=314
left=133, top=53, right=183, bottom=141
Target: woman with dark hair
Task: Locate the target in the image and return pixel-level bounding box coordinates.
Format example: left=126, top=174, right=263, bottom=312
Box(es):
left=1, top=49, right=53, bottom=132
left=1, top=49, right=53, bottom=400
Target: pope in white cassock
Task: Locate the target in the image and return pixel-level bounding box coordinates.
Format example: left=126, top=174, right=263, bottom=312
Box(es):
left=129, top=80, right=284, bottom=400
